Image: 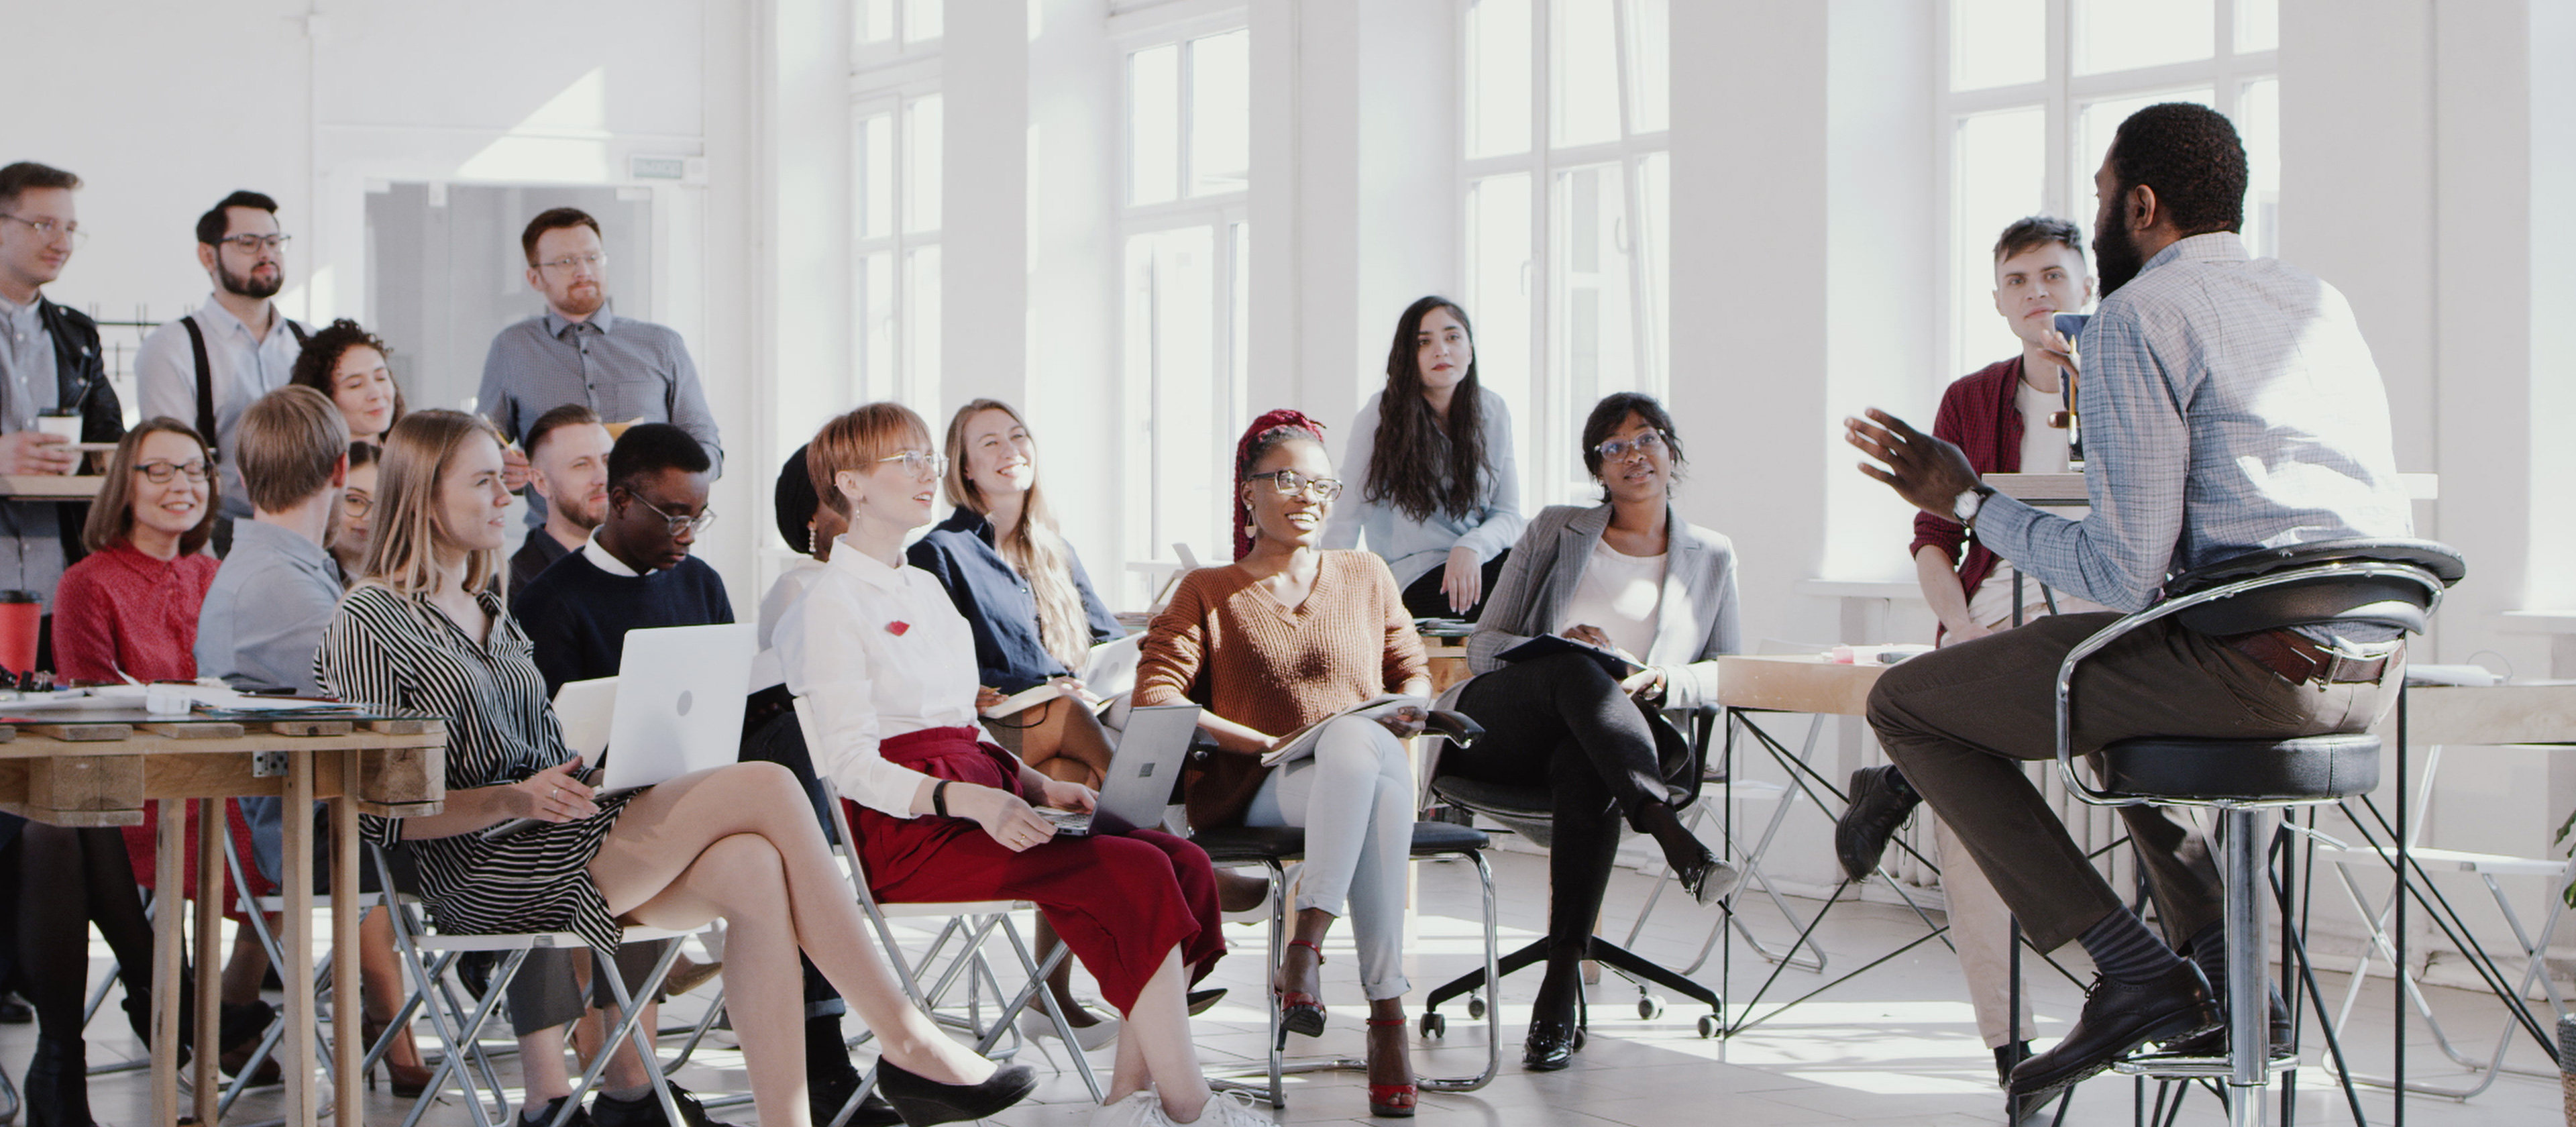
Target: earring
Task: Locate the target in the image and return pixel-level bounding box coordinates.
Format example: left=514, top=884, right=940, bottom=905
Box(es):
left=807, top=523, right=818, bottom=555
left=1244, top=521, right=1258, bottom=540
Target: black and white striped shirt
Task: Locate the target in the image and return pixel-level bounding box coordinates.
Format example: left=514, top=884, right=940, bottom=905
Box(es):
left=317, top=583, right=637, bottom=953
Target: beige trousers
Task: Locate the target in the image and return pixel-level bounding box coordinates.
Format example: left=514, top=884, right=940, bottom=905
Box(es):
left=1931, top=813, right=2037, bottom=1049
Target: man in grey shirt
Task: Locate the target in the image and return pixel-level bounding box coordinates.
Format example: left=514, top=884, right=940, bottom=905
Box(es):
left=134, top=191, right=310, bottom=520
left=1847, top=103, right=2413, bottom=1103
left=476, top=207, right=720, bottom=526
left=0, top=162, right=119, bottom=604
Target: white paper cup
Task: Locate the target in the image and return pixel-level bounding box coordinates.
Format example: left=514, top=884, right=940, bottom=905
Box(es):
left=34, top=415, right=80, bottom=474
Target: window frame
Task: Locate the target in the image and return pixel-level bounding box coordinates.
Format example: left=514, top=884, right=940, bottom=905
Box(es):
left=1934, top=0, right=2277, bottom=380
left=847, top=62, right=945, bottom=411
left=1456, top=0, right=1671, bottom=508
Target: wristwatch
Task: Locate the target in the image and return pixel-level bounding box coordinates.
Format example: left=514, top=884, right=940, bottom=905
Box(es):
left=1952, top=485, right=1995, bottom=531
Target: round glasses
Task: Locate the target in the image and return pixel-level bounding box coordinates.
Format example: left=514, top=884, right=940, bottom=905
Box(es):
left=876, top=450, right=949, bottom=480
left=630, top=494, right=717, bottom=538
left=1593, top=430, right=1669, bottom=465
left=1246, top=470, right=1342, bottom=502
left=0, top=213, right=85, bottom=249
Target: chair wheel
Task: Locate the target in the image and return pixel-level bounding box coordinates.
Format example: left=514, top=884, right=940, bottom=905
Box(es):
left=1697, top=1014, right=1722, bottom=1038
left=1419, top=1012, right=1446, bottom=1038
left=1466, top=996, right=1486, bottom=1020
left=1636, top=995, right=1666, bottom=1020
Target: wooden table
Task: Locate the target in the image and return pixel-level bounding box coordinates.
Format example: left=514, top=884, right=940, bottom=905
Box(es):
left=1420, top=633, right=1474, bottom=696
left=0, top=712, right=445, bottom=1127
left=0, top=474, right=105, bottom=500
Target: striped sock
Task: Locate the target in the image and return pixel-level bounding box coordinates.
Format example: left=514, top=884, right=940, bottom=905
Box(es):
left=2078, top=908, right=2186, bottom=985
left=2187, top=920, right=2227, bottom=991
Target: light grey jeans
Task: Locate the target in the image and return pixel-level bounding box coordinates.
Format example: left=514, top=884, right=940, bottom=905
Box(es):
left=1243, top=714, right=1415, bottom=1000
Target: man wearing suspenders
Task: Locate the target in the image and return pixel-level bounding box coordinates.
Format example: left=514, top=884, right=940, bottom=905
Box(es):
left=134, top=191, right=309, bottom=528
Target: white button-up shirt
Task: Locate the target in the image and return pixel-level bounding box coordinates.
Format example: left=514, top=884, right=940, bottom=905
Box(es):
left=775, top=538, right=981, bottom=816
left=134, top=294, right=305, bottom=518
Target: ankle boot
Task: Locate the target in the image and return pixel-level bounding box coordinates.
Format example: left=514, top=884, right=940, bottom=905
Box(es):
left=25, top=1035, right=97, bottom=1127
left=119, top=981, right=191, bottom=1069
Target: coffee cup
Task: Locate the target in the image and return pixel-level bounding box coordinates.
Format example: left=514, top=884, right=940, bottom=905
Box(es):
left=0, top=590, right=37, bottom=676
left=34, top=413, right=81, bottom=474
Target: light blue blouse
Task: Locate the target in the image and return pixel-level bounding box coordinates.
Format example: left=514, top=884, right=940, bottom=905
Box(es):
left=1322, top=388, right=1523, bottom=588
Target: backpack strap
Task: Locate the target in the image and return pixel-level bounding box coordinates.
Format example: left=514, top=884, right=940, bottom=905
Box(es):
left=286, top=319, right=309, bottom=347
left=180, top=316, right=217, bottom=462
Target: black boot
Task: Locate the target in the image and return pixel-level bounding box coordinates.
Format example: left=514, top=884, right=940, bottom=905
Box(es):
left=25, top=1035, right=96, bottom=1127
left=119, top=981, right=191, bottom=1069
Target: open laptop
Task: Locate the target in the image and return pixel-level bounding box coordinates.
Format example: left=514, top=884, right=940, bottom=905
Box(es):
left=484, top=622, right=757, bottom=839
left=1040, top=703, right=1201, bottom=838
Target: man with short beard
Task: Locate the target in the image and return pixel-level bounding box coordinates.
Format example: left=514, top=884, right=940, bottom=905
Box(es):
left=477, top=207, right=721, bottom=529
left=136, top=190, right=310, bottom=521
left=511, top=403, right=616, bottom=591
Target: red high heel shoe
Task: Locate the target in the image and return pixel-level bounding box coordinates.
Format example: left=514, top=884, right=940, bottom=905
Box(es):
left=1364, top=1017, right=1417, bottom=1118
left=1274, top=938, right=1327, bottom=1046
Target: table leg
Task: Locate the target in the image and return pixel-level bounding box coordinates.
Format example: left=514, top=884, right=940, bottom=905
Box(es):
left=151, top=800, right=184, bottom=1127
left=195, top=800, right=222, bottom=1126
left=283, top=755, right=319, bottom=1126
left=333, top=752, right=362, bottom=1127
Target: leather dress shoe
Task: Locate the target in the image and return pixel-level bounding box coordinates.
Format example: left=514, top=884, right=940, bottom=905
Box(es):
left=1835, top=766, right=1921, bottom=882
left=2130, top=983, right=2294, bottom=1064
left=1521, top=1016, right=1576, bottom=1072
left=2008, top=962, right=2218, bottom=1102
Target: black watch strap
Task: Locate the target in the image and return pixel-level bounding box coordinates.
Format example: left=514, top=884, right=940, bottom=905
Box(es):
left=932, top=780, right=952, bottom=818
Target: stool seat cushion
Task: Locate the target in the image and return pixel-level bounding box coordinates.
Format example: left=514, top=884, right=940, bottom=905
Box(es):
left=1189, top=821, right=1491, bottom=864
left=1428, top=777, right=1552, bottom=820
left=2096, top=733, right=2379, bottom=802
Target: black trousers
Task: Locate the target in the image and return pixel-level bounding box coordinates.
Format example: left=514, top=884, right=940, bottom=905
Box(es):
left=1444, top=652, right=1690, bottom=952
left=1399, top=549, right=1511, bottom=621
left=741, top=690, right=849, bottom=1018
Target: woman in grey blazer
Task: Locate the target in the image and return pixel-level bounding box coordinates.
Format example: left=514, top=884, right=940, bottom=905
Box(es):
left=1434, top=392, right=1743, bottom=1071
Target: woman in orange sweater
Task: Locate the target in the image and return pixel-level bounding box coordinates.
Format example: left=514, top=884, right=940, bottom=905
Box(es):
left=1134, top=410, right=1431, bottom=1118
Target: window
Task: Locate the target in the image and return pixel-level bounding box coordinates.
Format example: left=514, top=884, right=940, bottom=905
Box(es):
left=1941, top=0, right=2279, bottom=378
left=1119, top=25, right=1251, bottom=600
left=853, top=0, right=943, bottom=56
left=846, top=0, right=946, bottom=421
left=1461, top=0, right=1669, bottom=504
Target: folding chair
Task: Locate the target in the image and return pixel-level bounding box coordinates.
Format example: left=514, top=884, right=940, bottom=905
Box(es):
left=366, top=844, right=713, bottom=1127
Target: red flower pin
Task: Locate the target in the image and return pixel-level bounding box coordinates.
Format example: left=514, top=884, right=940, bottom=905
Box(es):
left=886, top=621, right=910, bottom=636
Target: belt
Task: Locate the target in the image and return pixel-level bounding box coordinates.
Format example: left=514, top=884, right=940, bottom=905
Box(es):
left=2222, top=629, right=2396, bottom=686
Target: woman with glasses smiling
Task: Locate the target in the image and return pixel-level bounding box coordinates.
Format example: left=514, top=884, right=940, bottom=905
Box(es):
left=1133, top=409, right=1433, bottom=1118
left=1436, top=392, right=1744, bottom=1073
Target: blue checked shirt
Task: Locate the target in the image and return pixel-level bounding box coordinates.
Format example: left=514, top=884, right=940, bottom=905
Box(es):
left=1972, top=233, right=2412, bottom=627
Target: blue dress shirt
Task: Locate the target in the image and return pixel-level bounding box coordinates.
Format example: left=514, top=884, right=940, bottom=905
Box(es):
left=906, top=507, right=1120, bottom=692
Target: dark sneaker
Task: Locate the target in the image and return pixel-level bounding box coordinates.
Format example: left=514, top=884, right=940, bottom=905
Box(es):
left=2008, top=963, right=2220, bottom=1102
left=590, top=1084, right=745, bottom=1127
left=1834, top=766, right=1921, bottom=881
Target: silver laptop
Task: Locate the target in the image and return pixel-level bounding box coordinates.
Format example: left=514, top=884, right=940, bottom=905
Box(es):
left=1042, top=704, right=1200, bottom=838
left=485, top=623, right=757, bottom=839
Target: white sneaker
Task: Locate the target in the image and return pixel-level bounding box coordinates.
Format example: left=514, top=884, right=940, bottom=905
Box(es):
left=1018, top=1003, right=1120, bottom=1051
left=1091, top=1089, right=1162, bottom=1127
left=1168, top=1090, right=1271, bottom=1127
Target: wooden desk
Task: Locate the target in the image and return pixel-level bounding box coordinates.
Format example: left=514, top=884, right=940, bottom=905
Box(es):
left=1421, top=633, right=1474, bottom=696
left=1716, top=654, right=1886, bottom=716
left=0, top=714, right=446, bottom=1127
left=0, top=474, right=105, bottom=500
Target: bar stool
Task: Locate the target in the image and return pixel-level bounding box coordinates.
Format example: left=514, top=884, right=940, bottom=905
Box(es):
left=2049, top=538, right=2463, bottom=1127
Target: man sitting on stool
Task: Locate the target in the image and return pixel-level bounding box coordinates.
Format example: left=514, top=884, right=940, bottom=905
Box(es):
left=1843, top=101, right=2412, bottom=1104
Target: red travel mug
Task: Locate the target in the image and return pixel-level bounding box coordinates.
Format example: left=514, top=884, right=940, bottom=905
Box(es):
left=0, top=591, right=38, bottom=676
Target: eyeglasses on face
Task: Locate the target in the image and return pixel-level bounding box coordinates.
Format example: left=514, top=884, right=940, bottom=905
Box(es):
left=340, top=491, right=373, bottom=517
left=0, top=213, right=85, bottom=248
left=629, top=492, right=717, bottom=537
left=133, top=460, right=209, bottom=484
left=536, top=252, right=607, bottom=275
left=1594, top=430, right=1669, bottom=465
left=1246, top=470, right=1343, bottom=502
left=215, top=233, right=290, bottom=254
left=875, top=449, right=948, bottom=481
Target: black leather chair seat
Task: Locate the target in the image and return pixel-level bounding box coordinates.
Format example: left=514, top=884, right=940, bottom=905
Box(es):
left=2095, top=733, right=2380, bottom=803
left=1426, top=777, right=1556, bottom=848
left=1187, top=821, right=1491, bottom=865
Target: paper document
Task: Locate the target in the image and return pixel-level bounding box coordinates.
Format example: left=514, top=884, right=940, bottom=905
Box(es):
left=1258, top=694, right=1430, bottom=768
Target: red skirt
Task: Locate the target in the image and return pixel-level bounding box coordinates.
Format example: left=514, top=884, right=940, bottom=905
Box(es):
left=851, top=727, right=1223, bottom=1014
left=122, top=800, right=272, bottom=922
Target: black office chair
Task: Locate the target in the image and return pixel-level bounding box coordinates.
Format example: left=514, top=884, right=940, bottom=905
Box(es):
left=1418, top=706, right=1727, bottom=1043
left=2052, top=538, right=2463, bottom=1127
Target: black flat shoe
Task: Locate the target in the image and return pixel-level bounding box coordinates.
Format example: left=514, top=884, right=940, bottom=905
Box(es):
left=1835, top=765, right=1921, bottom=882
left=2129, top=983, right=2295, bottom=1064
left=874, top=1059, right=1038, bottom=1127
left=1186, top=988, right=1228, bottom=1016
left=1521, top=1016, right=1576, bottom=1072
left=2008, top=963, right=2218, bottom=1102
left=1992, top=1039, right=2031, bottom=1087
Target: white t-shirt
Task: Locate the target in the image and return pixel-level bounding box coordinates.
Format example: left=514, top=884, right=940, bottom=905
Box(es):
left=1561, top=539, right=1666, bottom=661
left=1967, top=374, right=2102, bottom=629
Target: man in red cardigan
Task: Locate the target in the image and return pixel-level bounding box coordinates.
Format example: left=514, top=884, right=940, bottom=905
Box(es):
left=1840, top=216, right=2114, bottom=1088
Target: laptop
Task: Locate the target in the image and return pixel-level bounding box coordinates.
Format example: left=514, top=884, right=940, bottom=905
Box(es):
left=1040, top=703, right=1201, bottom=838
left=484, top=622, right=757, bottom=839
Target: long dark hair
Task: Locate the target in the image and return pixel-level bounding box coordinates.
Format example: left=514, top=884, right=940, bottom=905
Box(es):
left=1362, top=296, right=1489, bottom=523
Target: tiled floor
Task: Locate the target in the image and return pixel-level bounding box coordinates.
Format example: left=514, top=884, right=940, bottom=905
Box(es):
left=47, top=851, right=2567, bottom=1125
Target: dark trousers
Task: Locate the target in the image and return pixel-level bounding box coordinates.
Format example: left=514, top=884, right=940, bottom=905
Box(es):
left=1446, top=653, right=1684, bottom=951
left=1865, top=612, right=2393, bottom=953
left=1400, top=549, right=1511, bottom=621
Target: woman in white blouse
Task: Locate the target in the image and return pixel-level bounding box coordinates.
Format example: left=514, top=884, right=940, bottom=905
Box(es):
left=777, top=403, right=1261, bottom=1127
left=1436, top=392, right=1744, bottom=1073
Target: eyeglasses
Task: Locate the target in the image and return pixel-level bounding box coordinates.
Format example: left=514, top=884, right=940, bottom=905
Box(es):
left=340, top=491, right=373, bottom=517
left=1593, top=430, right=1669, bottom=465
left=215, top=233, right=291, bottom=254
left=1246, top=470, right=1343, bottom=502
left=629, top=493, right=717, bottom=537
left=133, top=460, right=209, bottom=484
left=0, top=213, right=85, bottom=248
left=535, top=252, right=607, bottom=276
left=875, top=450, right=949, bottom=480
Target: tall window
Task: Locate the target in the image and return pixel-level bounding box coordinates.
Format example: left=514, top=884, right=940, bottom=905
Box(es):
left=1942, top=0, right=2278, bottom=377
left=1462, top=0, right=1669, bottom=504
left=849, top=0, right=945, bottom=415
left=1120, top=25, right=1251, bottom=600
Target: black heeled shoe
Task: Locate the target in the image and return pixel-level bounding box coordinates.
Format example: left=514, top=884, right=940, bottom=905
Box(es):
left=1521, top=1014, right=1577, bottom=1072
left=25, top=1035, right=97, bottom=1127
left=1522, top=962, right=1582, bottom=1073
left=1675, top=845, right=1741, bottom=906
left=873, top=1059, right=1038, bottom=1127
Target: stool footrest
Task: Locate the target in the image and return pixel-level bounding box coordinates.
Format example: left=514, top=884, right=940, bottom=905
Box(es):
left=2112, top=1054, right=2296, bottom=1079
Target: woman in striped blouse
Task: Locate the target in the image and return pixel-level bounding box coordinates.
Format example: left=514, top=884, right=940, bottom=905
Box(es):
left=316, top=410, right=1032, bottom=1127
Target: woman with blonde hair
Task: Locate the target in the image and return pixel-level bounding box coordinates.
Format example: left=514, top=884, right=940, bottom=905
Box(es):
left=782, top=402, right=1259, bottom=1127
left=317, top=409, right=1033, bottom=1127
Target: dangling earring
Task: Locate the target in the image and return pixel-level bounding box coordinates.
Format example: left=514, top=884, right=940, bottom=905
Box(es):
left=807, top=522, right=818, bottom=555
left=1244, top=521, right=1258, bottom=541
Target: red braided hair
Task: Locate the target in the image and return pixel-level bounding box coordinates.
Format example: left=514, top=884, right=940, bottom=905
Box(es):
left=1232, top=409, right=1329, bottom=560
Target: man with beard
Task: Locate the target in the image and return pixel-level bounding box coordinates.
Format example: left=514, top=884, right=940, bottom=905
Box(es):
left=1845, top=102, right=2413, bottom=1105
left=511, top=403, right=615, bottom=591
left=477, top=207, right=721, bottom=529
left=137, top=190, right=310, bottom=521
